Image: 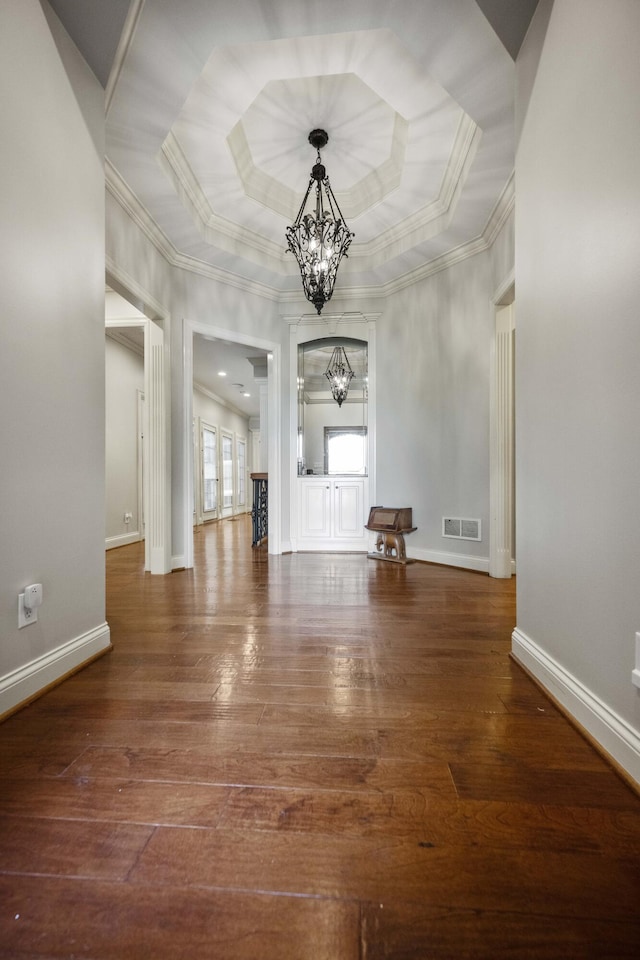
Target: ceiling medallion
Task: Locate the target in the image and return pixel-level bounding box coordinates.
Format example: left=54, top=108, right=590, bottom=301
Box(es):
left=286, top=129, right=354, bottom=314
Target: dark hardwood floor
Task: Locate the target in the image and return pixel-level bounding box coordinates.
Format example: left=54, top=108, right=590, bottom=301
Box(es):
left=1, top=515, right=640, bottom=958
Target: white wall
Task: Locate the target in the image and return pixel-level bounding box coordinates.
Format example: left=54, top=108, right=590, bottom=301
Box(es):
left=0, top=0, right=109, bottom=715
left=105, top=337, right=144, bottom=545
left=514, top=0, right=640, bottom=783
left=375, top=251, right=496, bottom=568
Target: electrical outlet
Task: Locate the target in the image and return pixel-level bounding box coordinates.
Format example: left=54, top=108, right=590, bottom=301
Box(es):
left=18, top=593, right=38, bottom=629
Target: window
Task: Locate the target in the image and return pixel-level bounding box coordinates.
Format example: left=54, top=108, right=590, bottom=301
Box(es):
left=221, top=431, right=234, bottom=510
left=202, top=424, right=218, bottom=516
left=324, top=427, right=367, bottom=475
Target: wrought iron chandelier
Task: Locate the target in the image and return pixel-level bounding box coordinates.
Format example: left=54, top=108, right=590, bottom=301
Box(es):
left=286, top=129, right=354, bottom=315
left=325, top=346, right=354, bottom=407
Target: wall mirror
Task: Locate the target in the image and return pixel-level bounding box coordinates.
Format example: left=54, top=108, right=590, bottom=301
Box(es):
left=297, top=337, right=368, bottom=476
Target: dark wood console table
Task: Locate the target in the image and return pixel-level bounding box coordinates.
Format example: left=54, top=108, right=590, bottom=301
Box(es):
left=250, top=473, right=268, bottom=547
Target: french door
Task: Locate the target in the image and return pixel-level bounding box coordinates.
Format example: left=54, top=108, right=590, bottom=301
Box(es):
left=220, top=430, right=234, bottom=518
left=201, top=421, right=219, bottom=521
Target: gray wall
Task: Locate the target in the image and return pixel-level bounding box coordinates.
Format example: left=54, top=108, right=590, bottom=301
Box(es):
left=105, top=337, right=144, bottom=544
left=514, top=0, right=640, bottom=780
left=375, top=251, right=496, bottom=566
left=0, top=0, right=108, bottom=713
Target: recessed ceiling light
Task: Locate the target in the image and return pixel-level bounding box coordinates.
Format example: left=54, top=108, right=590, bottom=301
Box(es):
left=218, top=370, right=226, bottom=377
left=243, top=392, right=251, bottom=398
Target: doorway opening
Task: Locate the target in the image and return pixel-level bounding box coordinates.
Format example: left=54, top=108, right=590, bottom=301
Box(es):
left=105, top=279, right=170, bottom=574
left=183, top=319, right=282, bottom=570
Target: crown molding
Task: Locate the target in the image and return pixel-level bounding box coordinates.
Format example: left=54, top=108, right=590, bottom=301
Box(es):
left=482, top=170, right=515, bottom=247
left=105, top=0, right=146, bottom=115
left=158, top=112, right=479, bottom=276
left=106, top=157, right=514, bottom=306
left=193, top=380, right=249, bottom=420
left=105, top=327, right=145, bottom=358
left=106, top=160, right=280, bottom=303
left=160, top=134, right=287, bottom=272
left=105, top=255, right=168, bottom=323
left=348, top=114, right=481, bottom=268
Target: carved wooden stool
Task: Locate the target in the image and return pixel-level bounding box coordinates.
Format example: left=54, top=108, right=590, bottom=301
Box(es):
left=366, top=507, right=417, bottom=565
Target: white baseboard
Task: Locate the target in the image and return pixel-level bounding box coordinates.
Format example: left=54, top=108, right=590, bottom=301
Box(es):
left=172, top=554, right=186, bottom=570
left=0, top=622, right=111, bottom=718
left=106, top=532, right=141, bottom=550
left=512, top=627, right=640, bottom=788
left=409, top=546, right=489, bottom=572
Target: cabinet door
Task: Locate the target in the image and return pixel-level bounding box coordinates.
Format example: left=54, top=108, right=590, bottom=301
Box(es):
left=299, top=480, right=331, bottom=539
left=334, top=480, right=364, bottom=538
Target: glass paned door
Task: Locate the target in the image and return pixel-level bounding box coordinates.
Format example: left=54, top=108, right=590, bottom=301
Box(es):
left=221, top=431, right=234, bottom=517
left=237, top=437, right=246, bottom=509
left=201, top=423, right=218, bottom=520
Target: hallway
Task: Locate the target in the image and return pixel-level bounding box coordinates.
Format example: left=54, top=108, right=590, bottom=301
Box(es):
left=1, top=516, right=640, bottom=958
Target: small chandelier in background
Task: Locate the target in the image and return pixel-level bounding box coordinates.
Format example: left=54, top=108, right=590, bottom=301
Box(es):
left=325, top=346, right=354, bottom=407
left=286, top=129, right=354, bottom=315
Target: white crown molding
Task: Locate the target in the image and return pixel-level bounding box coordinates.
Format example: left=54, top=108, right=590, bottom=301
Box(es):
left=106, top=160, right=178, bottom=264
left=326, top=171, right=515, bottom=300
left=105, top=255, right=169, bottom=322
left=106, top=157, right=514, bottom=304
left=512, top=627, right=640, bottom=788
left=349, top=114, right=482, bottom=268
left=159, top=112, right=479, bottom=276
left=105, top=0, right=146, bottom=115
left=106, top=161, right=280, bottom=303
left=105, top=327, right=144, bottom=357
left=159, top=135, right=287, bottom=272
left=483, top=171, right=515, bottom=247
left=193, top=380, right=249, bottom=420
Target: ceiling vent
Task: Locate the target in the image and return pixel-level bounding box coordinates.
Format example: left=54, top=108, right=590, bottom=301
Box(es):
left=442, top=517, right=481, bottom=541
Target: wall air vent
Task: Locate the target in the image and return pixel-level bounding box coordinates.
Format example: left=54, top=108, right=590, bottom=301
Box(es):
left=442, top=517, right=481, bottom=541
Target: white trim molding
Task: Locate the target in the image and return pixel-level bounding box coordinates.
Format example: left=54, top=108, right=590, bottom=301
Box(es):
left=410, top=547, right=490, bottom=573
left=106, top=532, right=141, bottom=550
left=512, top=627, right=640, bottom=788
left=105, top=0, right=146, bottom=115
left=0, top=623, right=111, bottom=719
left=105, top=158, right=514, bottom=305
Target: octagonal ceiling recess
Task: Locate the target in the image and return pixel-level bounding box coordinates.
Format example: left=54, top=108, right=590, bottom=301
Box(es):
left=159, top=29, right=480, bottom=277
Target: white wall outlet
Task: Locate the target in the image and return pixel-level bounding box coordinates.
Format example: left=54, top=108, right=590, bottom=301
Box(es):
left=124, top=512, right=132, bottom=524
left=632, top=632, right=640, bottom=688
left=18, top=593, right=37, bottom=628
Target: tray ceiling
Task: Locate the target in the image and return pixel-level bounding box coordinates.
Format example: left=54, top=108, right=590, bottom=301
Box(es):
left=51, top=0, right=538, bottom=303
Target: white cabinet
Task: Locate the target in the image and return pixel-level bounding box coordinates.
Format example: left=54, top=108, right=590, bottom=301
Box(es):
left=297, top=477, right=368, bottom=551
left=299, top=479, right=331, bottom=539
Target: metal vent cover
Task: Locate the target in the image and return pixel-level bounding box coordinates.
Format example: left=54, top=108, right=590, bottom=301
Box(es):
left=442, top=517, right=481, bottom=541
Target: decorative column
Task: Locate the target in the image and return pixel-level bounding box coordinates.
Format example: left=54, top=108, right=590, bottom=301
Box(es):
left=143, top=320, right=171, bottom=574
left=257, top=380, right=268, bottom=473
left=489, top=303, right=515, bottom=578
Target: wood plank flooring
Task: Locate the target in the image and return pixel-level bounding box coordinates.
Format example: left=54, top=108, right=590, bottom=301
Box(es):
left=1, top=514, right=640, bottom=959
